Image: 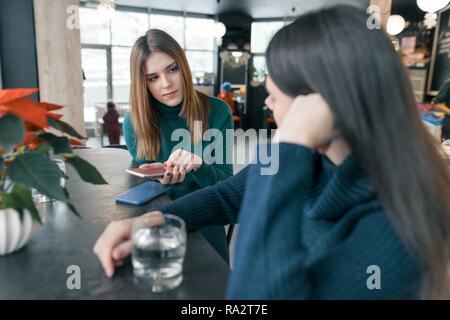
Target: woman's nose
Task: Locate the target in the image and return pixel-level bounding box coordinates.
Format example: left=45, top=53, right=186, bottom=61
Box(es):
left=265, top=98, right=272, bottom=110
left=161, top=75, right=172, bottom=88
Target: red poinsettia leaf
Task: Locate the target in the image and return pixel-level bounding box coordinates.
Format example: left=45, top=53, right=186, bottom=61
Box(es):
left=1, top=98, right=48, bottom=128
left=24, top=122, right=42, bottom=132
left=69, top=139, right=84, bottom=146
left=0, top=88, right=39, bottom=104
left=38, top=102, right=63, bottom=111
left=46, top=112, right=63, bottom=120
left=22, top=131, right=40, bottom=145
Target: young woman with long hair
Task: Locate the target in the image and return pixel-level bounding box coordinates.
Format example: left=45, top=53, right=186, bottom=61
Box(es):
left=95, top=6, right=450, bottom=299
left=124, top=29, right=234, bottom=261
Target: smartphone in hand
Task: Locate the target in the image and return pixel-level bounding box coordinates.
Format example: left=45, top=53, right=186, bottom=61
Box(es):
left=126, top=163, right=172, bottom=179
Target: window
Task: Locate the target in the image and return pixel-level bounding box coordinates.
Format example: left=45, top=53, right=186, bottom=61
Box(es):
left=186, top=51, right=214, bottom=73
left=81, top=48, right=108, bottom=122
left=112, top=47, right=132, bottom=103
left=185, top=17, right=215, bottom=79
left=185, top=17, right=214, bottom=51
left=79, top=8, right=111, bottom=45
left=80, top=6, right=216, bottom=125
left=111, top=11, right=149, bottom=46
left=150, top=14, right=184, bottom=47
left=251, top=56, right=267, bottom=84
left=250, top=21, right=284, bottom=54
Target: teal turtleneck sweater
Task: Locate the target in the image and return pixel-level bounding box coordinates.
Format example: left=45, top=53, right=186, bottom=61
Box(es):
left=159, top=143, right=422, bottom=299
left=123, top=95, right=233, bottom=200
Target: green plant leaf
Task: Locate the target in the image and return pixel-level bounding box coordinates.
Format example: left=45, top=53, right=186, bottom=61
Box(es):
left=7, top=151, right=68, bottom=202
left=47, top=117, right=86, bottom=140
left=0, top=114, right=25, bottom=151
left=65, top=155, right=107, bottom=185
left=2, top=193, right=23, bottom=215
left=38, top=133, right=72, bottom=154
left=62, top=187, right=81, bottom=219
left=3, top=183, right=42, bottom=223
left=31, top=143, right=51, bottom=155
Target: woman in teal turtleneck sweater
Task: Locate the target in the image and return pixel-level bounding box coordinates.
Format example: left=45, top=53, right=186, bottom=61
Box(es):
left=124, top=95, right=233, bottom=199
left=123, top=29, right=233, bottom=261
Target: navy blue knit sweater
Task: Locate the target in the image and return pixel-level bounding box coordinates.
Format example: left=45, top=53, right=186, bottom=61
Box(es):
left=160, top=143, right=422, bottom=299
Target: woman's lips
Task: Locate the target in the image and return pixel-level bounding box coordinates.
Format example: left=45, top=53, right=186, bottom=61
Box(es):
left=163, top=90, right=177, bottom=97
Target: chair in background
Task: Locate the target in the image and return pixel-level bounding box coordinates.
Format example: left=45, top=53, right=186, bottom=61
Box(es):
left=226, top=224, right=235, bottom=248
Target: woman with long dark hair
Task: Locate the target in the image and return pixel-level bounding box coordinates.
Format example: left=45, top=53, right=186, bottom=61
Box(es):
left=94, top=5, right=450, bottom=299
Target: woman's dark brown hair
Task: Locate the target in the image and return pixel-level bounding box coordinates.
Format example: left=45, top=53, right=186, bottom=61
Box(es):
left=266, top=5, right=450, bottom=299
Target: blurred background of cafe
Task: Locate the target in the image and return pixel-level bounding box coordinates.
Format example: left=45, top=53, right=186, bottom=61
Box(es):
left=0, top=0, right=449, bottom=147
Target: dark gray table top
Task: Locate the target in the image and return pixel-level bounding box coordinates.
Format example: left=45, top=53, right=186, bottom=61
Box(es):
left=0, top=148, right=229, bottom=299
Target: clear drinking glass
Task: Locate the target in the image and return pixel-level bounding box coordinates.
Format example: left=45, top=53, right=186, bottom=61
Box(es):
left=32, top=158, right=66, bottom=203
left=131, top=212, right=187, bottom=292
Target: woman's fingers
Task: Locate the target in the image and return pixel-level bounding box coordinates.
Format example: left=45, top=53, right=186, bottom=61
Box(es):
left=178, top=166, right=186, bottom=183
left=166, top=149, right=183, bottom=167
left=92, top=219, right=133, bottom=278
left=112, top=240, right=132, bottom=261
left=139, top=162, right=163, bottom=169
left=185, top=163, right=196, bottom=172
left=158, top=170, right=172, bottom=185
left=169, top=165, right=180, bottom=184
left=278, top=93, right=335, bottom=147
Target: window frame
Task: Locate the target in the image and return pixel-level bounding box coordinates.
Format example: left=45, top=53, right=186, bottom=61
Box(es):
left=79, top=3, right=217, bottom=104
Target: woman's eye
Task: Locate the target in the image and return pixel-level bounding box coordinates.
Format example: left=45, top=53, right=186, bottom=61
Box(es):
left=147, top=76, right=158, bottom=82
left=169, top=66, right=179, bottom=73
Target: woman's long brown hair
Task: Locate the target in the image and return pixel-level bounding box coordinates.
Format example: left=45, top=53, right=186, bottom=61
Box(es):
left=129, top=29, right=210, bottom=160
left=266, top=5, right=450, bottom=299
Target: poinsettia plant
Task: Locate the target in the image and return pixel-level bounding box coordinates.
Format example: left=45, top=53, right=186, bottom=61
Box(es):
left=0, top=88, right=107, bottom=223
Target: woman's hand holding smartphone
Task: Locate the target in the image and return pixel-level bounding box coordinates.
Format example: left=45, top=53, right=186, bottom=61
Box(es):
left=126, top=162, right=173, bottom=179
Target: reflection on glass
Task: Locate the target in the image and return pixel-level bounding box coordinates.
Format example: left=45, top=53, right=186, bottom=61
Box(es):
left=150, top=14, right=184, bottom=47
left=185, top=18, right=214, bottom=51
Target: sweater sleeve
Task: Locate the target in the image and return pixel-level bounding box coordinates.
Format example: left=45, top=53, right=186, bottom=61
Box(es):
left=227, top=143, right=420, bottom=299
left=156, top=166, right=248, bottom=231
left=191, top=102, right=234, bottom=187
left=122, top=113, right=146, bottom=165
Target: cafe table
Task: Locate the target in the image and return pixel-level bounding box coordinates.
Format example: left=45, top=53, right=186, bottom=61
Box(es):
left=0, top=148, right=230, bottom=299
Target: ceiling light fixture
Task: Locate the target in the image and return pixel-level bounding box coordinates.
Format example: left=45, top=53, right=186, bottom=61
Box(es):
left=416, top=0, right=450, bottom=13
left=416, top=0, right=449, bottom=29
left=213, top=21, right=227, bottom=38
left=387, top=15, right=406, bottom=36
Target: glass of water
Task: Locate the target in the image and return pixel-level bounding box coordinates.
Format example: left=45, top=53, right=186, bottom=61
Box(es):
left=32, top=158, right=66, bottom=203
left=131, top=212, right=187, bottom=292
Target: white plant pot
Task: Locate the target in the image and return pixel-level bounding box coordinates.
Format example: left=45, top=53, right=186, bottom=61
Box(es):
left=0, top=208, right=37, bottom=255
